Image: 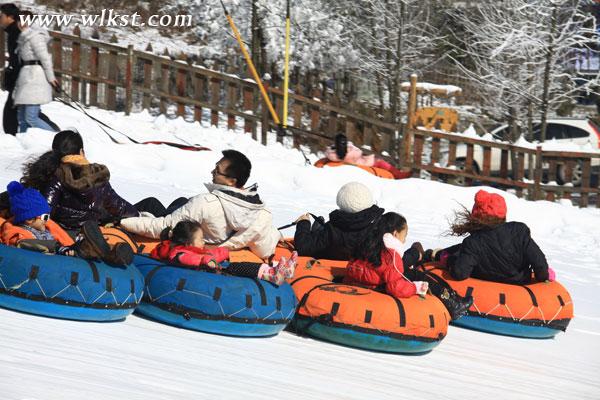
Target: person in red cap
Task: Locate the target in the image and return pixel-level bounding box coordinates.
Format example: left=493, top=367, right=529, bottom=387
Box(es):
left=426, top=189, right=553, bottom=284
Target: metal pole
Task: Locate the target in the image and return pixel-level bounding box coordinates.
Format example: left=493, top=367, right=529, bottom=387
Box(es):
left=220, top=0, right=280, bottom=125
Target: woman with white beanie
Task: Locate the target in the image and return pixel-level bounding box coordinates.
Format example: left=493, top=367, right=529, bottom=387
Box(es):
left=12, top=10, right=58, bottom=132
left=293, top=182, right=385, bottom=260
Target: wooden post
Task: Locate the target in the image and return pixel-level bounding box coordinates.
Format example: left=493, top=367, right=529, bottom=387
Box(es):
left=125, top=44, right=134, bottom=115
left=482, top=147, right=492, bottom=177
left=242, top=84, right=255, bottom=136
left=71, top=26, right=81, bottom=101
left=532, top=146, right=543, bottom=201
left=160, top=51, right=170, bottom=115
left=429, top=137, right=441, bottom=180
left=89, top=29, right=100, bottom=107
left=210, top=77, right=220, bottom=127
left=52, top=26, right=63, bottom=88
left=106, top=34, right=118, bottom=110
left=292, top=85, right=304, bottom=148
left=227, top=79, right=237, bottom=131
left=310, top=88, right=322, bottom=138
left=401, top=74, right=418, bottom=168
left=465, top=143, right=474, bottom=186
left=580, top=158, right=592, bottom=208
left=500, top=149, right=509, bottom=180
left=516, top=152, right=525, bottom=198
left=142, top=44, right=153, bottom=110
left=193, top=72, right=205, bottom=123
left=176, top=53, right=187, bottom=117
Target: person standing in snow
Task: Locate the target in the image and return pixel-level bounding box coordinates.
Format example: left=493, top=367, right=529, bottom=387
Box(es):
left=345, top=211, right=473, bottom=320
left=12, top=10, right=58, bottom=133
left=293, top=182, right=384, bottom=261
left=426, top=189, right=553, bottom=284
left=120, top=150, right=281, bottom=259
left=324, top=134, right=411, bottom=179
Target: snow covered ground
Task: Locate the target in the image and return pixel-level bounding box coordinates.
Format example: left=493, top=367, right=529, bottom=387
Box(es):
left=1, top=94, right=599, bottom=400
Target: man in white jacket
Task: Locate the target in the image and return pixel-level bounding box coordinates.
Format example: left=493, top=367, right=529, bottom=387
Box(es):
left=120, top=150, right=281, bottom=259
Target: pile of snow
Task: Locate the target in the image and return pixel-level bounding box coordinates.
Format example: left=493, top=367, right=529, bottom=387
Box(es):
left=0, top=92, right=599, bottom=399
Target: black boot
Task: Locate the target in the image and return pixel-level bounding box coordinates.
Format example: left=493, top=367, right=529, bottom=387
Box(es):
left=77, top=221, right=110, bottom=260
left=102, top=243, right=134, bottom=266
left=439, top=288, right=473, bottom=320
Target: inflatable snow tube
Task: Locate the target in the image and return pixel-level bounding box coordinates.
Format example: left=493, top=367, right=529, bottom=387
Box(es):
left=281, top=249, right=450, bottom=354
left=100, top=227, right=159, bottom=254
left=0, top=244, right=144, bottom=321
left=424, top=265, right=573, bottom=338
left=314, top=158, right=395, bottom=179
left=133, top=255, right=297, bottom=337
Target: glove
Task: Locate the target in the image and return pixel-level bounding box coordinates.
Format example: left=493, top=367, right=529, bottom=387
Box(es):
left=413, top=281, right=429, bottom=296
left=547, top=266, right=556, bottom=282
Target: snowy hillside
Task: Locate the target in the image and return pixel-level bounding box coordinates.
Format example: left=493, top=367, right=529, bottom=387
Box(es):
left=1, top=94, right=599, bottom=400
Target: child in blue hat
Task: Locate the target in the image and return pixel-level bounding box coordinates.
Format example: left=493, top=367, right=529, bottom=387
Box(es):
left=7, top=181, right=55, bottom=241
left=6, top=181, right=134, bottom=265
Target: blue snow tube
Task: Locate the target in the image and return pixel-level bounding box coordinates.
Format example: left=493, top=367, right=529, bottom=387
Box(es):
left=133, top=255, right=297, bottom=337
left=0, top=244, right=144, bottom=321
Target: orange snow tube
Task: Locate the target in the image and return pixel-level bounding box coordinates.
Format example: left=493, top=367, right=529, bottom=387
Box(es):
left=274, top=246, right=449, bottom=354
left=423, top=264, right=573, bottom=338
left=100, top=227, right=160, bottom=254
left=314, top=158, right=394, bottom=179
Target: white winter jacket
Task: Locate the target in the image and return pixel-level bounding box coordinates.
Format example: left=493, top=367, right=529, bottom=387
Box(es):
left=120, top=183, right=281, bottom=259
left=13, top=27, right=55, bottom=105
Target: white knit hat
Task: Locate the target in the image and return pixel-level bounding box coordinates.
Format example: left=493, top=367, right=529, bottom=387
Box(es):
left=336, top=182, right=374, bottom=213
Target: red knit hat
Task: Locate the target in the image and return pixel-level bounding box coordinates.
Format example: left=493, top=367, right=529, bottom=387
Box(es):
left=471, top=190, right=507, bottom=220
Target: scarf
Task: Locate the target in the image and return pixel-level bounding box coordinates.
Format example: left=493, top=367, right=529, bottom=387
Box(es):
left=61, top=154, right=90, bottom=166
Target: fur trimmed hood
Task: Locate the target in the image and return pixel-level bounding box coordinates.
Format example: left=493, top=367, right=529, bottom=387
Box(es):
left=55, top=162, right=111, bottom=193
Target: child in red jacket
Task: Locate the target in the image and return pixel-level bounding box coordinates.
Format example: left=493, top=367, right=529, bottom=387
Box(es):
left=151, top=220, right=297, bottom=285
left=344, top=212, right=473, bottom=320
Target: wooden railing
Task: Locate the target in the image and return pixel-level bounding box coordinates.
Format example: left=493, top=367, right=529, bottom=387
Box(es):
left=0, top=27, right=398, bottom=158
left=1, top=27, right=598, bottom=207
left=405, top=127, right=600, bottom=207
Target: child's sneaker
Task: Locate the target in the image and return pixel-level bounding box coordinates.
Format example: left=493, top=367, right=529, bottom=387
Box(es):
left=277, top=251, right=298, bottom=280
left=260, top=259, right=286, bottom=285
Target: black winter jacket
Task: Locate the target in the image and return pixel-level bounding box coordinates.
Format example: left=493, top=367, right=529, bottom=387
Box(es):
left=3, top=21, right=21, bottom=90
left=450, top=221, right=549, bottom=284
left=44, top=162, right=138, bottom=230
left=294, top=205, right=384, bottom=260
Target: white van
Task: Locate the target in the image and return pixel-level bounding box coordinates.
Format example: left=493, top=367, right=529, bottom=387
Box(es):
left=449, top=118, right=600, bottom=186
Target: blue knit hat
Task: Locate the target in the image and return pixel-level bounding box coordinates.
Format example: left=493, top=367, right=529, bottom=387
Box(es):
left=6, top=181, right=51, bottom=224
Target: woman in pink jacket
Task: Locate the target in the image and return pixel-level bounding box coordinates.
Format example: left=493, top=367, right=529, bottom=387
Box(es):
left=151, top=220, right=297, bottom=285
left=344, top=212, right=472, bottom=320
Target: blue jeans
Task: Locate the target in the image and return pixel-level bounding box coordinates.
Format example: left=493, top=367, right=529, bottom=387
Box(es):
left=17, top=105, right=55, bottom=133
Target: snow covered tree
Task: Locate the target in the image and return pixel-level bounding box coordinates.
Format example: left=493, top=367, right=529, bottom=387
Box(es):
left=447, top=0, right=600, bottom=142
left=160, top=0, right=358, bottom=77
left=334, top=0, right=441, bottom=123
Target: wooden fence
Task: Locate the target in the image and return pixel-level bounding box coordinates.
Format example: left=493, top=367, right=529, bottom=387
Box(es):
left=404, top=127, right=600, bottom=207
left=1, top=27, right=598, bottom=207
left=0, top=27, right=398, bottom=158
